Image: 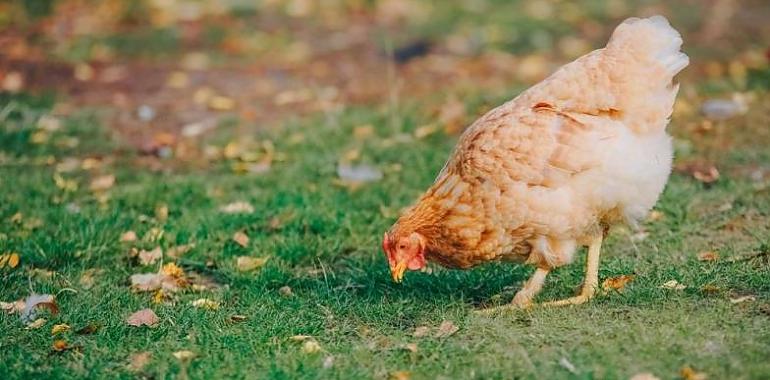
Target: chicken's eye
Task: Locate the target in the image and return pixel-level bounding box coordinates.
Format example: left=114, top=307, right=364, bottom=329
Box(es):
left=398, top=243, right=407, bottom=250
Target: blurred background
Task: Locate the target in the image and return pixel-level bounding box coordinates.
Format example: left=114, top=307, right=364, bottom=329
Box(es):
left=1, top=0, right=768, bottom=167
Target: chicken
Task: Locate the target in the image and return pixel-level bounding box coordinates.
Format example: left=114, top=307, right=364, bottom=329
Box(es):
left=382, top=15, right=688, bottom=310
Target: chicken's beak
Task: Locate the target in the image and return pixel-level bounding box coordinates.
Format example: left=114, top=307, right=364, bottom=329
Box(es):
left=391, top=261, right=407, bottom=283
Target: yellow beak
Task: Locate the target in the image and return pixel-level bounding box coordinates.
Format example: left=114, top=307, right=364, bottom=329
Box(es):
left=391, top=261, right=407, bottom=283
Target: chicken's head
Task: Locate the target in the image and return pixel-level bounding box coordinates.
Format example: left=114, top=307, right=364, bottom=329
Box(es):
left=382, top=231, right=426, bottom=283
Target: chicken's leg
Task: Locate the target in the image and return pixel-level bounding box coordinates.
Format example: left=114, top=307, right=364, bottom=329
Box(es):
left=543, top=234, right=603, bottom=306
left=475, top=267, right=550, bottom=314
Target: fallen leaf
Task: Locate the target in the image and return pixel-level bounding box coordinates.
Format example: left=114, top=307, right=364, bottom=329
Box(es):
left=130, top=272, right=182, bottom=292
left=661, top=280, right=687, bottom=290
left=21, top=294, right=58, bottom=323
left=337, top=163, right=383, bottom=184
left=413, top=326, right=430, bottom=338
left=697, top=251, right=719, bottom=262
left=233, top=231, right=250, bottom=247
left=677, top=162, right=719, bottom=184
left=172, top=350, right=196, bottom=361
left=647, top=210, right=665, bottom=222
left=7, top=253, right=19, bottom=268
left=155, top=204, right=169, bottom=222
left=138, top=247, right=163, bottom=266
left=230, top=315, right=247, bottom=322
left=601, top=275, right=634, bottom=292
left=680, top=366, right=707, bottom=380
left=1, top=300, right=25, bottom=314
left=403, top=343, right=418, bottom=353
left=322, top=355, right=335, bottom=369
left=167, top=244, right=195, bottom=259
left=434, top=321, right=459, bottom=338
left=290, top=335, right=312, bottom=342
left=559, top=357, right=578, bottom=374
left=79, top=269, right=100, bottom=289
left=190, top=298, right=220, bottom=310
left=51, top=324, right=70, bottom=335
left=301, top=340, right=322, bottom=354
left=90, top=174, right=115, bottom=192
left=390, top=370, right=412, bottom=380
left=208, top=95, right=236, bottom=111
left=219, top=201, right=254, bottom=214
left=26, top=318, right=47, bottom=329
left=128, top=352, right=152, bottom=372
left=279, top=286, right=293, bottom=297
left=120, top=231, right=138, bottom=242
left=127, top=308, right=159, bottom=327
left=236, top=256, right=268, bottom=272
left=143, top=227, right=164, bottom=242
left=701, top=284, right=721, bottom=294
left=730, top=295, right=756, bottom=304
left=52, top=339, right=70, bottom=352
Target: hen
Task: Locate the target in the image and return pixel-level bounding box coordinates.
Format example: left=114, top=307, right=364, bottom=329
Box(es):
left=382, top=16, right=688, bottom=310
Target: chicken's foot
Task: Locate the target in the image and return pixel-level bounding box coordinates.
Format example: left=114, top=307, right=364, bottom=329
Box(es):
left=543, top=234, right=603, bottom=307
left=474, top=267, right=549, bottom=314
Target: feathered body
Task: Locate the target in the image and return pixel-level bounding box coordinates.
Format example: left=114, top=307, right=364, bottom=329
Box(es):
left=387, top=16, right=688, bottom=274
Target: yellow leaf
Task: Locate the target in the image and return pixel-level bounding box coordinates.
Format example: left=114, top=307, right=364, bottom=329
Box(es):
left=680, top=366, right=707, bottom=380
left=161, top=263, right=185, bottom=278
left=208, top=95, right=236, bottom=111
left=172, top=350, right=196, bottom=361
left=236, top=256, right=268, bottom=272
left=51, top=324, right=70, bottom=335
left=90, top=174, right=115, bottom=192
left=301, top=340, right=321, bottom=354
left=155, top=204, right=169, bottom=222
left=52, top=339, right=69, bottom=351
left=7, top=253, right=19, bottom=268
left=26, top=318, right=47, bottom=329
left=190, top=298, right=220, bottom=310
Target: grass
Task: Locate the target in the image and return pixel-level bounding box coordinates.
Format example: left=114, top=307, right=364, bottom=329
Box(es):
left=2, top=0, right=770, bottom=378
left=0, top=88, right=769, bottom=379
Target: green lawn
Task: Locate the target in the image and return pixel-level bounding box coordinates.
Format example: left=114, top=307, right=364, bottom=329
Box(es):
left=1, top=89, right=769, bottom=379
left=2, top=0, right=770, bottom=378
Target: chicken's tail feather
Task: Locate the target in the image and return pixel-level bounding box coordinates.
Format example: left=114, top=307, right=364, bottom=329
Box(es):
left=608, top=16, right=689, bottom=78
left=603, top=15, right=689, bottom=133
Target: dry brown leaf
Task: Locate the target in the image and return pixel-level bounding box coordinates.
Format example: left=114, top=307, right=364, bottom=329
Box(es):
left=219, top=201, right=254, bottom=214
left=138, top=247, right=163, bottom=266
left=647, top=210, right=665, bottom=222
left=601, top=275, right=634, bottom=292
left=127, top=308, right=159, bottom=327
left=166, top=244, right=195, bottom=259
left=236, top=256, right=268, bottom=272
left=51, top=324, right=70, bottom=335
left=390, top=370, right=412, bottom=380
left=26, top=318, right=47, bottom=329
left=413, top=326, right=430, bottom=338
left=190, top=298, right=220, bottom=310
left=701, top=285, right=721, bottom=294
left=435, top=321, right=459, bottom=338
left=52, top=339, right=70, bottom=352
left=680, top=366, right=707, bottom=380
left=230, top=315, right=247, bottom=322
left=697, top=251, right=719, bottom=262
left=403, top=343, right=418, bottom=353
left=90, top=174, right=115, bottom=192
left=1, top=299, right=25, bottom=314
left=129, top=352, right=152, bottom=372
left=120, top=231, right=138, bottom=242
left=233, top=231, right=250, bottom=247
left=130, top=272, right=182, bottom=292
